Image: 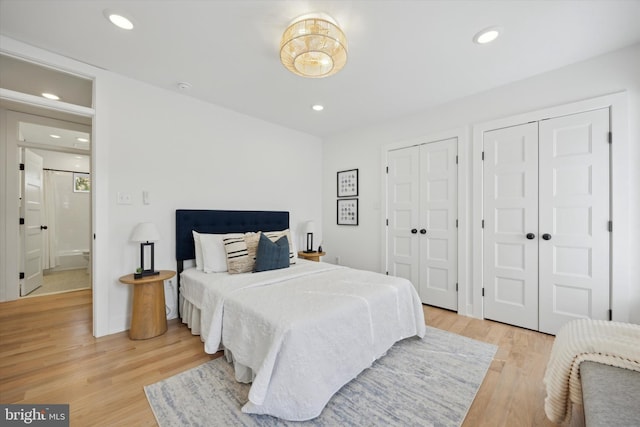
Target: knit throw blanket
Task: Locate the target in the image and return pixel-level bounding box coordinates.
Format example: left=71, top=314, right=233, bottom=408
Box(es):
left=543, top=319, right=640, bottom=424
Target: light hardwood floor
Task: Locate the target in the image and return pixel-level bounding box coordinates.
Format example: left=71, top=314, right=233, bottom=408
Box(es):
left=29, top=269, right=91, bottom=296
left=0, top=290, right=583, bottom=426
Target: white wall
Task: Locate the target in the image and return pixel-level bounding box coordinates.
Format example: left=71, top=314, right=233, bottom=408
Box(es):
left=102, top=72, right=323, bottom=332
left=323, top=43, right=640, bottom=324
left=1, top=36, right=323, bottom=336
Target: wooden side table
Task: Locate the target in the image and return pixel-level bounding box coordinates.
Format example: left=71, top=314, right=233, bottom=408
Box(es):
left=119, top=270, right=175, bottom=340
left=298, top=251, right=326, bottom=262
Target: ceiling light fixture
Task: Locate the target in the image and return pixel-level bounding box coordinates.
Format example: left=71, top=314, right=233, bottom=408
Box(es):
left=312, top=104, right=324, bottom=111
left=104, top=10, right=134, bottom=30
left=473, top=27, right=501, bottom=44
left=280, top=13, right=348, bottom=78
left=42, top=92, right=60, bottom=100
left=77, top=137, right=89, bottom=143
left=49, top=134, right=61, bottom=139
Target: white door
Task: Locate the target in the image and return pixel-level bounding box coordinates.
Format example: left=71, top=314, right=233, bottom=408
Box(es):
left=387, top=146, right=420, bottom=288
left=538, top=109, right=610, bottom=334
left=483, top=123, right=539, bottom=330
left=419, top=138, right=458, bottom=310
left=387, top=140, right=458, bottom=309
left=22, top=148, right=44, bottom=296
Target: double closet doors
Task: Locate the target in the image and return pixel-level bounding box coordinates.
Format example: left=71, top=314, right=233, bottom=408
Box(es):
left=387, top=138, right=458, bottom=310
left=482, top=108, right=610, bottom=335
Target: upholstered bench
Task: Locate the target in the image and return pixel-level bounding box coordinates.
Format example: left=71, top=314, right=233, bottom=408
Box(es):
left=580, top=361, right=640, bottom=427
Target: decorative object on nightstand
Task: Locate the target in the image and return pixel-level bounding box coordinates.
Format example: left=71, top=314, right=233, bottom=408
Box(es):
left=119, top=270, right=175, bottom=340
left=130, top=222, right=161, bottom=279
left=304, top=220, right=315, bottom=253
left=298, top=251, right=326, bottom=262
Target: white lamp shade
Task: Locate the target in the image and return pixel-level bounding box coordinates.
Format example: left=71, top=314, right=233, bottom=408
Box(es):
left=304, top=221, right=315, bottom=234
left=130, top=222, right=161, bottom=242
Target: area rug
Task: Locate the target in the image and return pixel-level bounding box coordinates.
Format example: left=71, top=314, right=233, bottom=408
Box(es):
left=145, top=326, right=497, bottom=426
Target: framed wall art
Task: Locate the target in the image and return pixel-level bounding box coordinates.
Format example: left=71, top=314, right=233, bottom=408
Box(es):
left=337, top=198, right=358, bottom=226
left=337, top=168, right=358, bottom=197
left=73, top=172, right=91, bottom=193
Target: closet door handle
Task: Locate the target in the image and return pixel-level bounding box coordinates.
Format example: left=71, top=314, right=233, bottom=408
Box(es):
left=420, top=229, right=427, bottom=234
left=542, top=233, right=552, bottom=240
left=40, top=225, right=48, bottom=230
left=411, top=228, right=418, bottom=234
left=526, top=233, right=535, bottom=240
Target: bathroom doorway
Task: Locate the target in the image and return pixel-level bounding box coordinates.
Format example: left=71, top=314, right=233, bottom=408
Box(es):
left=14, top=113, right=92, bottom=297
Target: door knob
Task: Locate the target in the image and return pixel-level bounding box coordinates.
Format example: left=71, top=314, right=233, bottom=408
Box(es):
left=542, top=233, right=552, bottom=240
left=40, top=225, right=48, bottom=230
left=420, top=229, right=427, bottom=234
left=526, top=233, right=535, bottom=240
left=411, top=228, right=418, bottom=234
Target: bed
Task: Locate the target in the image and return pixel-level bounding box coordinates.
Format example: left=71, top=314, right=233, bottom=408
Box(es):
left=175, top=209, right=426, bottom=421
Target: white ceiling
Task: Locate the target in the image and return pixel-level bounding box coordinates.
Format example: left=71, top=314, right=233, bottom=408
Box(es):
left=1, top=0, right=639, bottom=138
left=19, top=122, right=91, bottom=151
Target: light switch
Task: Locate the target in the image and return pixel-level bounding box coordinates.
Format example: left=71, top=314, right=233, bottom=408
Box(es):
left=143, top=190, right=150, bottom=205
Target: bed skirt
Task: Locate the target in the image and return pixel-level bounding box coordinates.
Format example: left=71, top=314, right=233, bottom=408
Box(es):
left=181, top=295, right=256, bottom=381
left=180, top=296, right=203, bottom=336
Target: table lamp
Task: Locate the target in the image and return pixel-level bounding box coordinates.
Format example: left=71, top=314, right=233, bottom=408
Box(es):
left=304, top=220, right=315, bottom=253
left=130, top=222, right=161, bottom=279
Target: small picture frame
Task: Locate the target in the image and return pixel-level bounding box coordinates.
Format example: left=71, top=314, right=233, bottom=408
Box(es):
left=337, top=198, right=358, bottom=226
left=337, top=168, right=358, bottom=197
left=73, top=172, right=90, bottom=193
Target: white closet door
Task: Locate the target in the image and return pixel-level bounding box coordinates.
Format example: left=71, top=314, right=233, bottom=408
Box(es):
left=387, top=146, right=420, bottom=289
left=538, top=109, right=610, bottom=335
left=419, top=138, right=458, bottom=310
left=483, top=123, right=539, bottom=330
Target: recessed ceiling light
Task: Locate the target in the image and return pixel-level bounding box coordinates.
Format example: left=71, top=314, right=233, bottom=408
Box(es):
left=103, top=9, right=134, bottom=30
left=312, top=104, right=324, bottom=111
left=49, top=134, right=61, bottom=139
left=42, top=92, right=60, bottom=100
left=473, top=27, right=501, bottom=44
left=77, top=137, right=89, bottom=142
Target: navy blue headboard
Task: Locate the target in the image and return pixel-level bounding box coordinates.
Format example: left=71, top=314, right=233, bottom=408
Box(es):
left=175, top=209, right=290, bottom=262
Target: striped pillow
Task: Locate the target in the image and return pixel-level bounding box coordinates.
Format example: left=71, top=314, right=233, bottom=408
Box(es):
left=263, top=229, right=297, bottom=264
left=223, top=232, right=260, bottom=274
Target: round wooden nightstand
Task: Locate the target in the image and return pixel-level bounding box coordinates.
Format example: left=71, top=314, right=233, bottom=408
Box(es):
left=119, top=270, right=175, bottom=340
left=297, top=251, right=326, bottom=262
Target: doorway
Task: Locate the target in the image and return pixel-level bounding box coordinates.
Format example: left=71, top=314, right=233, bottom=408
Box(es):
left=23, top=147, right=92, bottom=297
left=8, top=111, right=92, bottom=298
left=481, top=108, right=611, bottom=335
left=386, top=137, right=459, bottom=310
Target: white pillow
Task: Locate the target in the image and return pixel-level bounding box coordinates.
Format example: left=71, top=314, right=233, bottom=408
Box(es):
left=200, top=232, right=243, bottom=273
left=192, top=231, right=203, bottom=271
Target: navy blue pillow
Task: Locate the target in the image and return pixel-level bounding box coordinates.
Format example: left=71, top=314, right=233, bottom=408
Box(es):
left=254, top=233, right=290, bottom=272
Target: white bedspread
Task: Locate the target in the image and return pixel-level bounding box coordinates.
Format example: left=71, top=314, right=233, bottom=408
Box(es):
left=180, top=261, right=426, bottom=421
